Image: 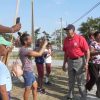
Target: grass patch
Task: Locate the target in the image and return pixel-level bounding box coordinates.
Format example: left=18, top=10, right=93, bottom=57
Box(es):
left=52, top=51, right=64, bottom=60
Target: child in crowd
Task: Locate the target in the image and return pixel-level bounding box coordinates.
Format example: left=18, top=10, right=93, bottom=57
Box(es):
left=44, top=43, right=53, bottom=85
left=35, top=39, right=45, bottom=94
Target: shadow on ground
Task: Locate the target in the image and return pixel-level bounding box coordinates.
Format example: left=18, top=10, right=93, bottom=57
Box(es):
left=11, top=67, right=100, bottom=100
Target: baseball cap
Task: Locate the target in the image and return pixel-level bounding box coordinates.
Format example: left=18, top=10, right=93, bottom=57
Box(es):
left=63, top=24, right=75, bottom=31
left=0, top=36, right=12, bottom=46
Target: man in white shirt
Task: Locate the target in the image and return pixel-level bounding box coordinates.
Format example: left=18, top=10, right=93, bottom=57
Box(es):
left=0, top=36, right=12, bottom=100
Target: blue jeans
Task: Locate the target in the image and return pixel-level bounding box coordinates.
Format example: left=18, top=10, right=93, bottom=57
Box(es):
left=23, top=71, right=36, bottom=87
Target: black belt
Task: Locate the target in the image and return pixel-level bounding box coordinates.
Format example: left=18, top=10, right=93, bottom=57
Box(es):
left=69, top=56, right=84, bottom=60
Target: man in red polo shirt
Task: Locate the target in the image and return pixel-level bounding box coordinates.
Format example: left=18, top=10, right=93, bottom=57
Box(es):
left=62, top=24, right=90, bottom=100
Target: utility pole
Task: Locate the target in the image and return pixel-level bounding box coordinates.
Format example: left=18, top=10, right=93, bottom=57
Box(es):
left=3, top=0, right=20, bottom=65
left=60, top=17, right=63, bottom=50
left=31, top=0, right=35, bottom=49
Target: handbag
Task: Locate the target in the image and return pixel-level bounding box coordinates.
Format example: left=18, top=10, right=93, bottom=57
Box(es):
left=11, top=54, right=23, bottom=77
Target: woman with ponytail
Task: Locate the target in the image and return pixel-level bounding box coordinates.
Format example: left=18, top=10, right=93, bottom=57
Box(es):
left=18, top=32, right=48, bottom=100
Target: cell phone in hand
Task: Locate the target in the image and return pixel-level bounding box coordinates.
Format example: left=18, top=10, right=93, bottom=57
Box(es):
left=16, top=17, right=20, bottom=24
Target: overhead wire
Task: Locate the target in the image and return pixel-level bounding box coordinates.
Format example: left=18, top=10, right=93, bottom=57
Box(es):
left=72, top=1, right=100, bottom=24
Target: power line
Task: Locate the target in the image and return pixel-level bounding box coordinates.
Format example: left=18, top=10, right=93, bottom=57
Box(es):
left=72, top=1, right=100, bottom=24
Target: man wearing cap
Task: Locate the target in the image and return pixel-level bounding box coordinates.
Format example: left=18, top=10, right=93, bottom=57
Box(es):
left=0, top=36, right=12, bottom=100
left=62, top=24, right=90, bottom=100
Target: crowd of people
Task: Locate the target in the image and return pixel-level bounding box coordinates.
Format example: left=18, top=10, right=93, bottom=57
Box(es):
left=0, top=23, right=100, bottom=100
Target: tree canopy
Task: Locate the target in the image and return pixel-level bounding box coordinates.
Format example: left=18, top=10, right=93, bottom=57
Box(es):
left=78, top=17, right=100, bottom=39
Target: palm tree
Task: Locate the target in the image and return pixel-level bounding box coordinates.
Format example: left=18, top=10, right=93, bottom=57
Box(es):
left=34, top=28, right=41, bottom=40
left=79, top=17, right=100, bottom=39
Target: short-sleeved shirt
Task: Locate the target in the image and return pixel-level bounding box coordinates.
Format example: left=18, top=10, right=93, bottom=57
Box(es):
left=45, top=49, right=52, bottom=63
left=0, top=61, right=12, bottom=91
left=19, top=47, right=33, bottom=72
left=63, top=34, right=89, bottom=59
left=90, top=41, right=100, bottom=64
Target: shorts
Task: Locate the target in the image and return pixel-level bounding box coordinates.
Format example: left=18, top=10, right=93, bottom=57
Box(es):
left=23, top=71, right=36, bottom=87
left=0, top=91, right=10, bottom=100
left=36, top=64, right=44, bottom=78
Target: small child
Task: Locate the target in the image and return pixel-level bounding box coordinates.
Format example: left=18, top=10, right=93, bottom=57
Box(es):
left=44, top=43, right=52, bottom=85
